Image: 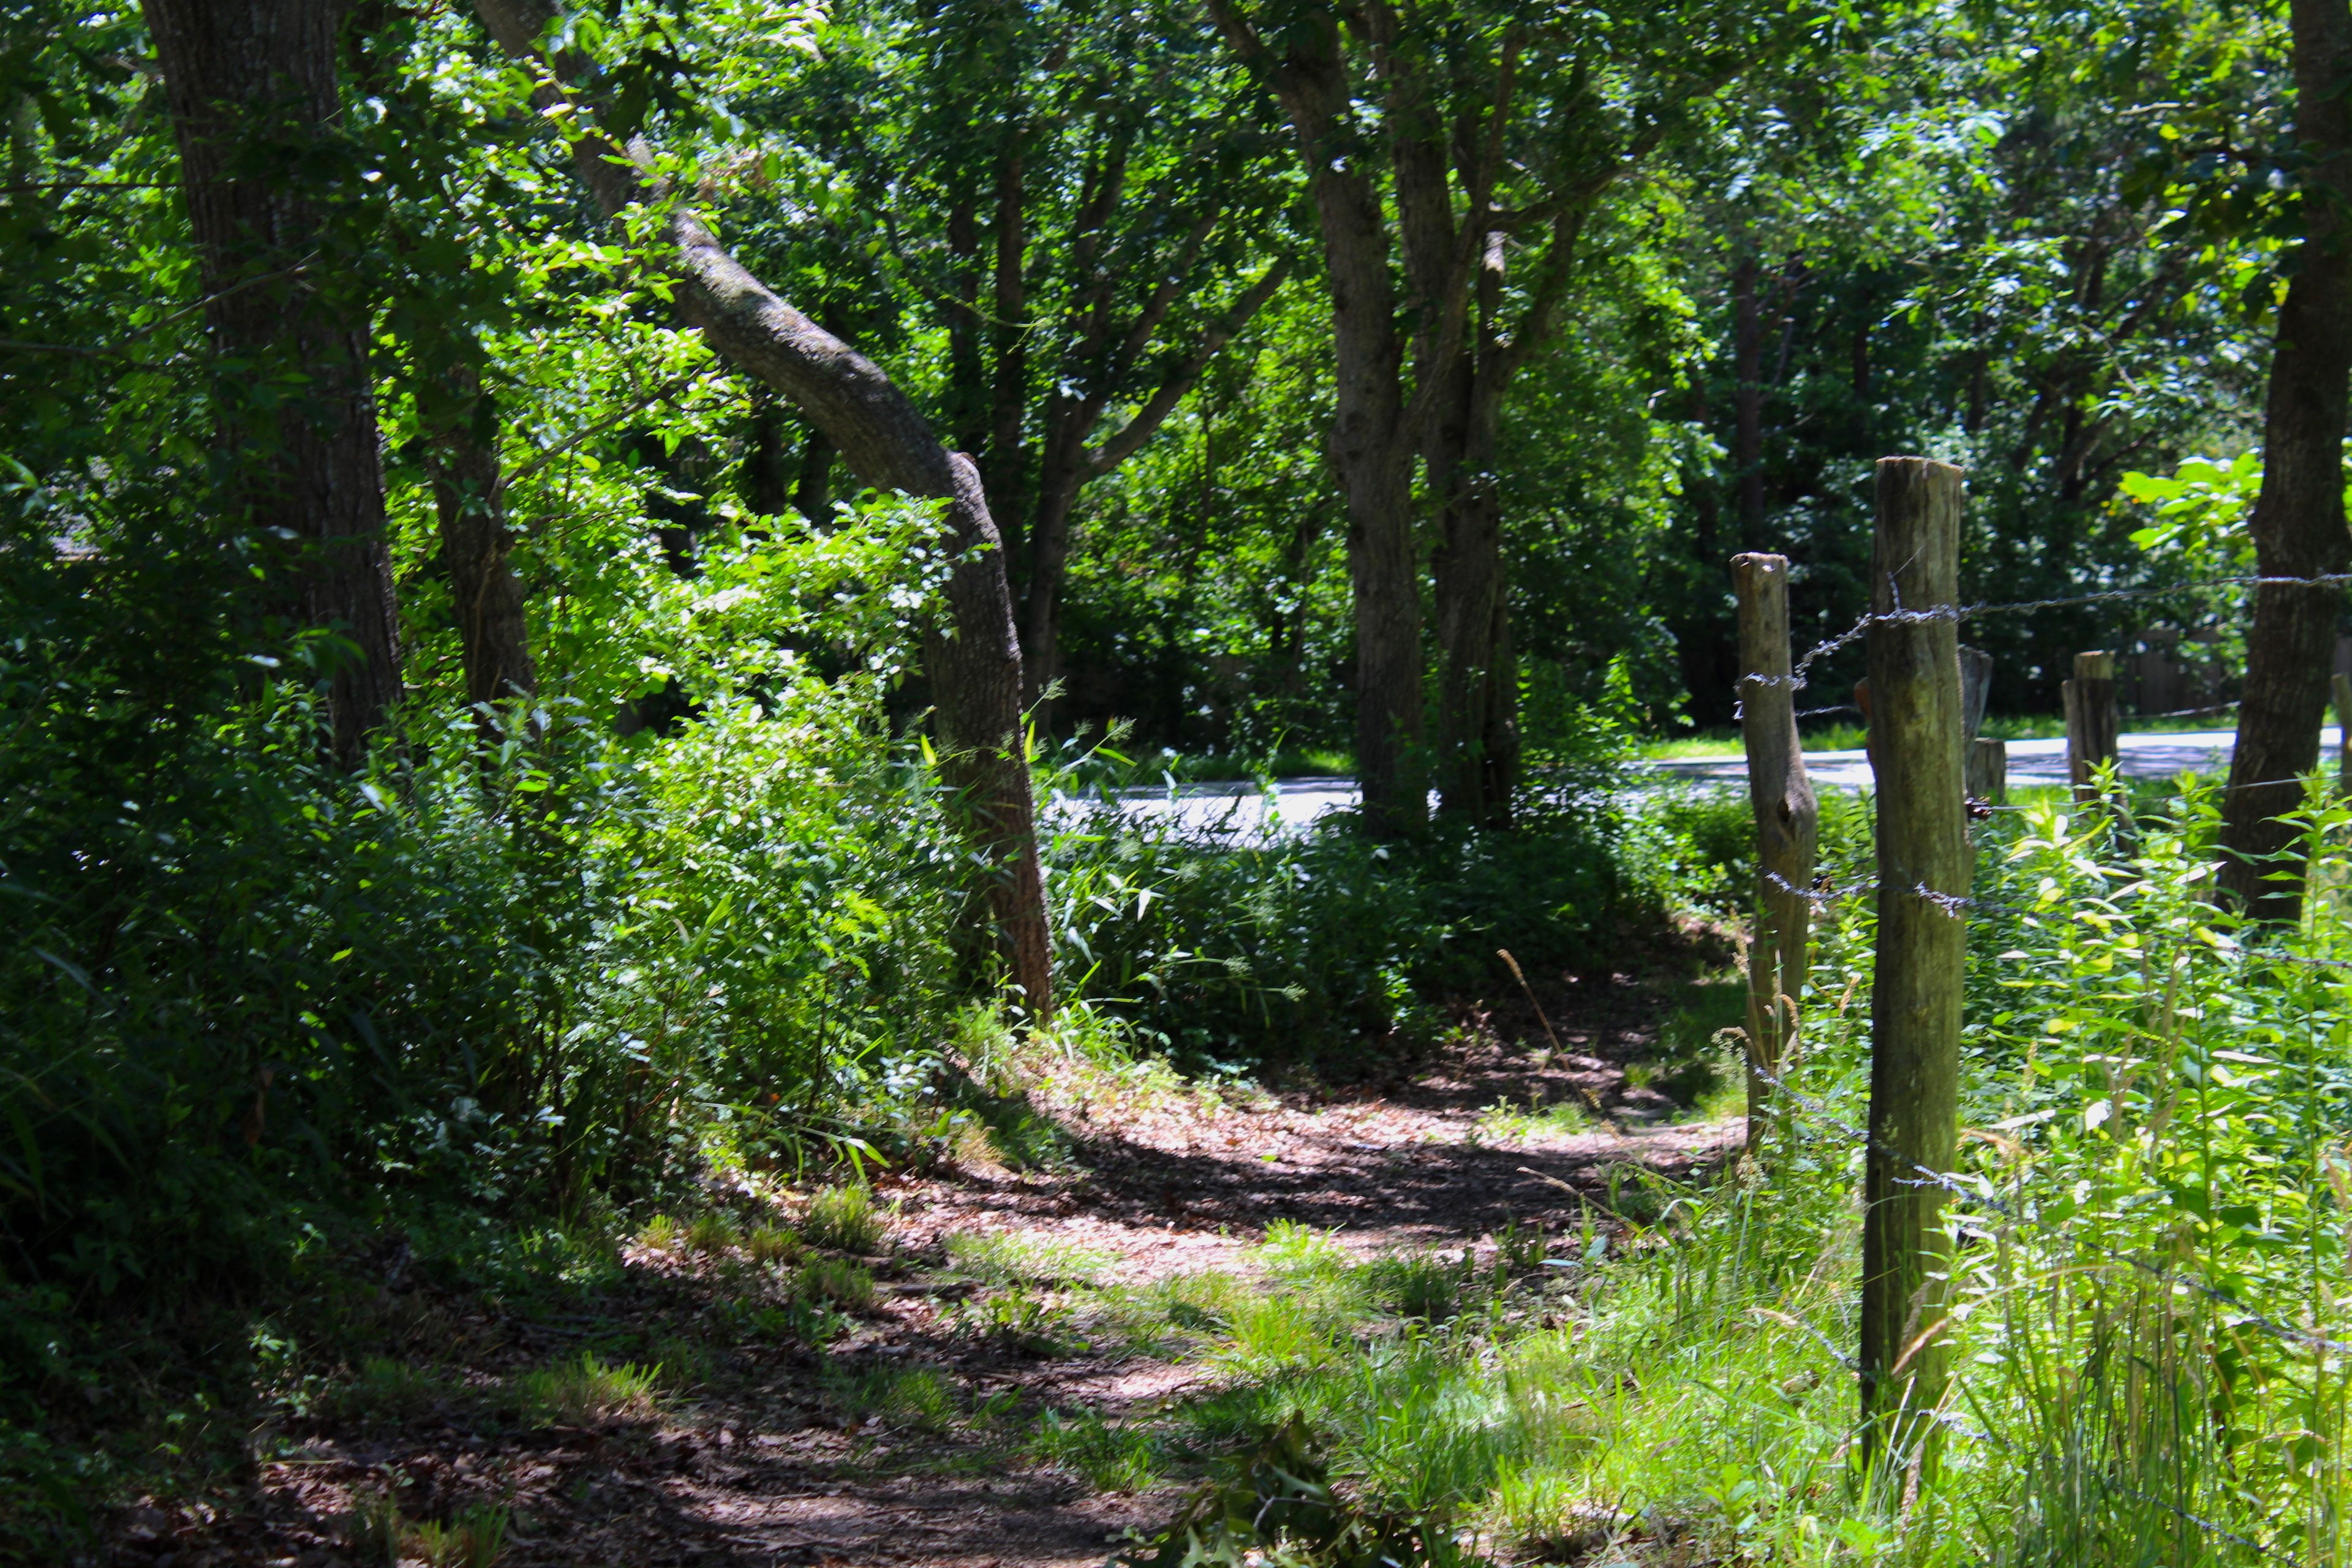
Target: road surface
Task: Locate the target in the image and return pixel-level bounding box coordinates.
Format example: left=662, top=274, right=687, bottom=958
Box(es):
left=1072, top=727, right=2328, bottom=840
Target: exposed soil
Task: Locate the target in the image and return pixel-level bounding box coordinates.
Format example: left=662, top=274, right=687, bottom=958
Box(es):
left=98, top=954, right=1741, bottom=1568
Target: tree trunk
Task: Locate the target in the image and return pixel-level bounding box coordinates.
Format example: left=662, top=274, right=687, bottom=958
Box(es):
left=743, top=388, right=793, bottom=516
left=793, top=428, right=835, bottom=523
left=1208, top=0, right=1422, bottom=834
left=143, top=0, right=403, bottom=766
left=1431, top=359, right=1510, bottom=824
left=421, top=358, right=535, bottom=710
left=2218, top=0, right=2352, bottom=920
left=472, top=0, right=1051, bottom=1016
left=1022, top=466, right=1083, bottom=714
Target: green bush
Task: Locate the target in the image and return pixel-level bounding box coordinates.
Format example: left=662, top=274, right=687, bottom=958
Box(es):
left=1042, top=744, right=1674, bottom=1070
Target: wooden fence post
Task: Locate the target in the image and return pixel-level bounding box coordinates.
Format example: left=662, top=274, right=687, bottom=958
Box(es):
left=2332, top=673, right=2352, bottom=794
left=1967, top=738, right=2008, bottom=804
left=1959, top=647, right=2003, bottom=803
left=1958, top=647, right=1992, bottom=740
left=2063, top=650, right=2119, bottom=802
left=1861, top=456, right=1970, bottom=1464
left=1732, top=553, right=1819, bottom=1157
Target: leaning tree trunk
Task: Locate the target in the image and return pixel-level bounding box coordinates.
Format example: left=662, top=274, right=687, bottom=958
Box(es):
left=420, top=356, right=535, bottom=712
left=472, top=0, right=1051, bottom=1015
left=143, top=0, right=403, bottom=766
left=2218, top=0, right=2352, bottom=921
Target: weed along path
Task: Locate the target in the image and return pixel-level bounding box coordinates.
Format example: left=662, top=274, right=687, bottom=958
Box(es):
left=118, top=958, right=1743, bottom=1568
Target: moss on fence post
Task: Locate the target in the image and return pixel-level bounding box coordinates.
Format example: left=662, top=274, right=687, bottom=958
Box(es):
left=1731, top=551, right=1817, bottom=1159
left=1858, top=456, right=1970, bottom=1470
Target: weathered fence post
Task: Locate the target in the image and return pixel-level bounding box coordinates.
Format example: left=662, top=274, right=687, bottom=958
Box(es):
left=2063, top=650, right=2119, bottom=802
left=1967, top=738, right=2008, bottom=804
left=1732, top=553, right=1819, bottom=1157
left=1959, top=647, right=2004, bottom=803
left=1861, top=457, right=1970, bottom=1465
left=2332, top=672, right=2352, bottom=794
left=1958, top=647, right=1992, bottom=739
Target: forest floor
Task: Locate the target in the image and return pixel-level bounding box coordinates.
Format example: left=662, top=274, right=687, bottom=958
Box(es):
left=99, top=940, right=1745, bottom=1568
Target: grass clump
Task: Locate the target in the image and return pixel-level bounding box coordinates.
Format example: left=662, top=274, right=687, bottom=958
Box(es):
left=685, top=1212, right=740, bottom=1255
left=945, top=1229, right=1112, bottom=1286
left=1471, top=1096, right=1593, bottom=1143
left=944, top=1284, right=1086, bottom=1354
left=745, top=1223, right=801, bottom=1265
left=803, top=1184, right=886, bottom=1253
left=1254, top=1219, right=1351, bottom=1280
left=832, top=1363, right=960, bottom=1434
left=797, top=1257, right=876, bottom=1310
left=513, top=1352, right=660, bottom=1427
left=1363, top=1252, right=1465, bottom=1321
left=345, top=1494, right=509, bottom=1568
left=409, top=1502, right=510, bottom=1568
left=1034, top=1408, right=1159, bottom=1491
left=636, top=1213, right=685, bottom=1253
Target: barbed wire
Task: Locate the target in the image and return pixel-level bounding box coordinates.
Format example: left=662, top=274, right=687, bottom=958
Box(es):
left=1743, top=1054, right=2352, bottom=1361
left=1698, top=561, right=2352, bottom=1561
left=1752, top=568, right=2352, bottom=697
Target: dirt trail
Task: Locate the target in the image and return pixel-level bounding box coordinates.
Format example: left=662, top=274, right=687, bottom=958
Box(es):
left=108, top=967, right=1738, bottom=1568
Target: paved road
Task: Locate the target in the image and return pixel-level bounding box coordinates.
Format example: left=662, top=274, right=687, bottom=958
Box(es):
left=1643, top=726, right=2279, bottom=791
left=1072, top=727, right=2329, bottom=840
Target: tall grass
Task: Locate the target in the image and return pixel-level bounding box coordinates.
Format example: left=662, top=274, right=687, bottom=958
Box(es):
left=1129, top=782, right=2352, bottom=1566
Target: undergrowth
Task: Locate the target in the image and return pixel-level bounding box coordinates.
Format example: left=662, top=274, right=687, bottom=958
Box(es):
left=1102, top=778, right=2352, bottom=1567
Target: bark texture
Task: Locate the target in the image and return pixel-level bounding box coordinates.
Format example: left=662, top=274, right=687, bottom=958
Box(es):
left=1207, top=0, right=1423, bottom=833
left=1732, top=552, right=1815, bottom=1158
left=1859, top=457, right=1970, bottom=1461
left=421, top=359, right=535, bottom=710
left=2218, top=0, right=2352, bottom=919
left=471, top=0, right=1050, bottom=1013
left=143, top=0, right=403, bottom=765
left=1213, top=0, right=1660, bottom=828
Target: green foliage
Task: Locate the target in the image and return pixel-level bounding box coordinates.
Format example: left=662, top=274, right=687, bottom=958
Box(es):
left=801, top=1185, right=886, bottom=1254
left=513, top=1353, right=660, bottom=1428
left=831, top=1363, right=960, bottom=1435
left=1034, top=1408, right=1160, bottom=1492
left=1044, top=749, right=1664, bottom=1069
left=796, top=1257, right=876, bottom=1311
left=945, top=1230, right=1112, bottom=1287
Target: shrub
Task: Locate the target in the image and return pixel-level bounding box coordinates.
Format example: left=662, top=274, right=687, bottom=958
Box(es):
left=1042, top=750, right=1665, bottom=1069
